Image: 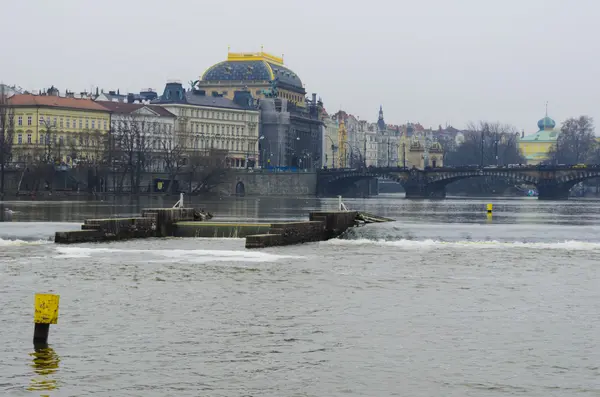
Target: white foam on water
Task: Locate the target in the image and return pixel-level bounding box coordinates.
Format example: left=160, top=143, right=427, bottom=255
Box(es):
left=0, top=238, right=51, bottom=247
left=54, top=246, right=304, bottom=262
left=326, top=238, right=600, bottom=251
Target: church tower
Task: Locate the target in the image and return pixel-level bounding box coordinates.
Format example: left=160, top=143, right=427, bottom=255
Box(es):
left=377, top=105, right=386, bottom=132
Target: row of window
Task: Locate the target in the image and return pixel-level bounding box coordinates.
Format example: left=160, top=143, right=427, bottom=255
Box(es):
left=16, top=115, right=108, bottom=131
left=188, top=138, right=256, bottom=152
left=112, top=120, right=173, bottom=134
left=191, top=123, right=247, bottom=136
left=15, top=133, right=101, bottom=147
left=180, top=108, right=257, bottom=122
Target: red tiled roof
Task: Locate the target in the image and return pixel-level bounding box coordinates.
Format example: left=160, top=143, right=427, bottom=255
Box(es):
left=96, top=101, right=175, bottom=117
left=8, top=94, right=109, bottom=112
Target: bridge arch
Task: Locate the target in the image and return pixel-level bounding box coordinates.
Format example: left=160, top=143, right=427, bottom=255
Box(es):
left=317, top=167, right=600, bottom=199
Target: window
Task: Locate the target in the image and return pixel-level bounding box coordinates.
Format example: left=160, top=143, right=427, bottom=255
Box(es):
left=59, top=136, right=64, bottom=145
left=226, top=126, right=230, bottom=134
left=27, top=116, right=32, bottom=126
left=53, top=117, right=57, bottom=126
left=17, top=134, right=22, bottom=144
left=79, top=119, right=83, bottom=129
left=27, top=133, right=31, bottom=144
left=60, top=118, right=64, bottom=128
left=241, top=127, right=244, bottom=135
left=236, top=127, right=240, bottom=135
left=104, top=120, right=107, bottom=130
left=18, top=116, right=22, bottom=126
left=92, top=120, right=95, bottom=129
left=201, top=125, right=204, bottom=133
left=85, top=119, right=89, bottom=129
left=66, top=119, right=70, bottom=128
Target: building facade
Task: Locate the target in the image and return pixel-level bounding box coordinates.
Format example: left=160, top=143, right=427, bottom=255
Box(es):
left=198, top=50, right=322, bottom=169
left=153, top=82, right=260, bottom=168
left=198, top=50, right=306, bottom=107
left=321, top=111, right=339, bottom=168
left=8, top=92, right=111, bottom=164
left=519, top=115, right=560, bottom=164
left=97, top=101, right=176, bottom=171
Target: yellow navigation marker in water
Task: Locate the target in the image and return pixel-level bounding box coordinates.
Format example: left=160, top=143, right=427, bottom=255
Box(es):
left=487, top=203, right=493, bottom=214
left=34, top=293, right=60, bottom=345
left=34, top=294, right=60, bottom=324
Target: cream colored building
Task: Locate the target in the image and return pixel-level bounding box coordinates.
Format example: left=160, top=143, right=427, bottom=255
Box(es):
left=154, top=81, right=260, bottom=168
left=321, top=114, right=339, bottom=168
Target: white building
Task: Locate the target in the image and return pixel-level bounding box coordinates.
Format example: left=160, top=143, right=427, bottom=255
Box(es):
left=154, top=82, right=260, bottom=168
left=364, top=123, right=379, bottom=167
left=321, top=114, right=339, bottom=168
left=98, top=101, right=176, bottom=171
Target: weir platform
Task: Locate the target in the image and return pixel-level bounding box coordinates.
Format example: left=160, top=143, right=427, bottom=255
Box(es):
left=54, top=207, right=393, bottom=247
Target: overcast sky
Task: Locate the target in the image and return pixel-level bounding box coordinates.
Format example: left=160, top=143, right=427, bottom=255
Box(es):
left=3, top=0, right=599, bottom=133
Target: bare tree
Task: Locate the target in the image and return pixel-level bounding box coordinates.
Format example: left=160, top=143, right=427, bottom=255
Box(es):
left=186, top=148, right=232, bottom=194
left=161, top=135, right=186, bottom=194
left=39, top=119, right=57, bottom=164
left=0, top=88, right=15, bottom=197
left=112, top=116, right=153, bottom=193
left=547, top=116, right=595, bottom=165
left=445, top=121, right=524, bottom=167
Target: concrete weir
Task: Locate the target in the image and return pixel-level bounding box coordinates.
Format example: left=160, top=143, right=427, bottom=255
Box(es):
left=245, top=211, right=361, bottom=248
left=54, top=208, right=210, bottom=244
left=55, top=206, right=392, bottom=247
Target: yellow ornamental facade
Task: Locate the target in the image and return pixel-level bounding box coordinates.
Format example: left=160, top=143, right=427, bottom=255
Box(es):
left=519, top=115, right=560, bottom=164
left=8, top=94, right=111, bottom=164
left=338, top=117, right=348, bottom=167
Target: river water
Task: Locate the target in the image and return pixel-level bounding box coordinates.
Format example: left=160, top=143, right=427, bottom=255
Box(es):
left=1, top=194, right=599, bottom=396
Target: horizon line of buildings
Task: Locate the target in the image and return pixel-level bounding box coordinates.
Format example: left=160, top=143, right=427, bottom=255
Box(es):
left=1, top=50, right=560, bottom=169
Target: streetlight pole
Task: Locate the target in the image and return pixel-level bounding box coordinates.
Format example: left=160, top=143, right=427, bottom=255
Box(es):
left=480, top=129, right=484, bottom=168
left=402, top=142, right=406, bottom=168
left=326, top=135, right=336, bottom=168
left=495, top=132, right=499, bottom=166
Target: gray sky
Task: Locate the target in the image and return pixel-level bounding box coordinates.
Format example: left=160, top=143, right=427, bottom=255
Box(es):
left=3, top=0, right=599, bottom=133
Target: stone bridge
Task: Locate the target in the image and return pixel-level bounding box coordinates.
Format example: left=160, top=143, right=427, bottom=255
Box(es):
left=317, top=166, right=600, bottom=199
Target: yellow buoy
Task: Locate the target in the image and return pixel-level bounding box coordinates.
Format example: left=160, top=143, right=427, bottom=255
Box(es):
left=487, top=203, right=493, bottom=214
left=34, top=294, right=60, bottom=325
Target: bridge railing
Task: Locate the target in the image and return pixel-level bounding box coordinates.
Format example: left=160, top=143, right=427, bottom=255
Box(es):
left=318, top=164, right=600, bottom=174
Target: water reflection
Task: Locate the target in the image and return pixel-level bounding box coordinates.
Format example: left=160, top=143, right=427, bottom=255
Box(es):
left=28, top=345, right=60, bottom=392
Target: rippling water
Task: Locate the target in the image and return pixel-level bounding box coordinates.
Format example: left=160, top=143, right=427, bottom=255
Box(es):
left=1, top=195, right=599, bottom=396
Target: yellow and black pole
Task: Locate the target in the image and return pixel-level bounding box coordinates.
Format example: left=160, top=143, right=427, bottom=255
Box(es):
left=487, top=203, right=493, bottom=214
left=33, top=293, right=60, bottom=346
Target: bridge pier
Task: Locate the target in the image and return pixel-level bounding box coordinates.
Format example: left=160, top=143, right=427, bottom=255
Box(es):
left=404, top=184, right=446, bottom=199
left=537, top=184, right=571, bottom=200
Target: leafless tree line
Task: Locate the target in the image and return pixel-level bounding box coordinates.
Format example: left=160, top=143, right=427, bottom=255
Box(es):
left=0, top=109, right=233, bottom=195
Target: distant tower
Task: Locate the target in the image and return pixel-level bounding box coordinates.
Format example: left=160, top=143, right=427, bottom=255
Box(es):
left=377, top=105, right=386, bottom=132
left=338, top=117, right=348, bottom=167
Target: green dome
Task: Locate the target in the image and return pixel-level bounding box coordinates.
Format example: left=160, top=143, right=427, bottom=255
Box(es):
left=537, top=116, right=556, bottom=130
